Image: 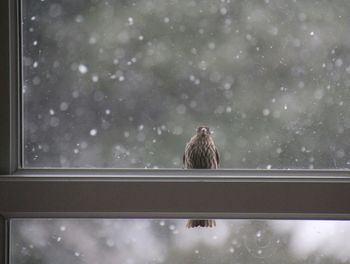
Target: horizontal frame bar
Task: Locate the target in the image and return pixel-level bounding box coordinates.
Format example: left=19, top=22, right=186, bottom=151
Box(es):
left=1, top=173, right=350, bottom=219
left=12, top=168, right=350, bottom=179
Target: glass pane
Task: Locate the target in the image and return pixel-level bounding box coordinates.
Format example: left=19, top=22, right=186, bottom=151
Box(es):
left=11, top=219, right=350, bottom=264
left=22, top=0, right=350, bottom=168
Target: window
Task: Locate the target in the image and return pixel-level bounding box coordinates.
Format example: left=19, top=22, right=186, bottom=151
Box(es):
left=1, top=0, right=350, bottom=264
left=10, top=219, right=350, bottom=264
left=22, top=0, right=350, bottom=169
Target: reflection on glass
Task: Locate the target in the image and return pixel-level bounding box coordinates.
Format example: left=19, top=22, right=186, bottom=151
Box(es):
left=11, top=219, right=350, bottom=264
left=23, top=0, right=350, bottom=168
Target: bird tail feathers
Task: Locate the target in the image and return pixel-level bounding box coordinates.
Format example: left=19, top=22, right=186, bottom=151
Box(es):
left=186, top=219, right=216, bottom=228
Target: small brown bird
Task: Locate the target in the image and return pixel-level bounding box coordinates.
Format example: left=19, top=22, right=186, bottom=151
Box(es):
left=183, top=126, right=220, bottom=228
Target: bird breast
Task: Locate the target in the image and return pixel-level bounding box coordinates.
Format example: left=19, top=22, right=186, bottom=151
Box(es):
left=185, top=137, right=218, bottom=169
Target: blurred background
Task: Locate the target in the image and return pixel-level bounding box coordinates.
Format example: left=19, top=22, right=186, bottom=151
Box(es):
left=23, top=0, right=350, bottom=168
left=11, top=219, right=350, bottom=264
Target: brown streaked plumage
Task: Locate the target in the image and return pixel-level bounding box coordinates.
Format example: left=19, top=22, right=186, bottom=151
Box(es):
left=183, top=126, right=219, bottom=228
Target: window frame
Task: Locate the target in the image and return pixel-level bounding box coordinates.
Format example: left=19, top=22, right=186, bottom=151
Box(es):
left=2, top=0, right=350, bottom=263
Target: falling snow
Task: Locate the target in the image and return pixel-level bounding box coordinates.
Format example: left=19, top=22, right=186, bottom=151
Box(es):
left=78, top=64, right=88, bottom=74
left=89, top=129, right=97, bottom=136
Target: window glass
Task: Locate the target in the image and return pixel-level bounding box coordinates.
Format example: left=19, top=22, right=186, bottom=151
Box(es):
left=23, top=0, right=350, bottom=168
left=11, top=219, right=350, bottom=264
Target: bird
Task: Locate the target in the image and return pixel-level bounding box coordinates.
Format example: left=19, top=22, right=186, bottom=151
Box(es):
left=183, top=126, right=220, bottom=228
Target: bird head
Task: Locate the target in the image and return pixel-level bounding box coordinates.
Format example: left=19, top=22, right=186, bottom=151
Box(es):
left=196, top=126, right=211, bottom=137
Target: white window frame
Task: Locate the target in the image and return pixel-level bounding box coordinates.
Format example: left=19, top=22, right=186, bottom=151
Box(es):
left=2, top=0, right=350, bottom=263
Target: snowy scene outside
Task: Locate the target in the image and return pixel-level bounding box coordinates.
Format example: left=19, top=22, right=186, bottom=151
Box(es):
left=23, top=0, right=350, bottom=168
left=11, top=219, right=350, bottom=264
